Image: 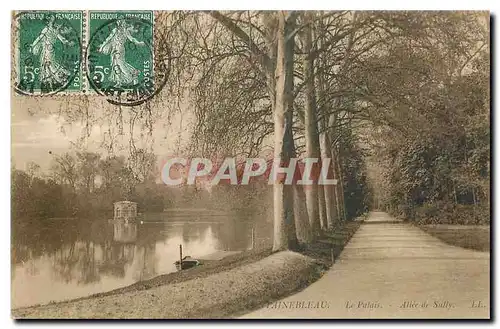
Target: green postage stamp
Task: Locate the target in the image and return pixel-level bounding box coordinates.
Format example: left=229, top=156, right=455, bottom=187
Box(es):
left=14, top=11, right=83, bottom=95
left=86, top=11, right=155, bottom=105
left=13, top=10, right=159, bottom=105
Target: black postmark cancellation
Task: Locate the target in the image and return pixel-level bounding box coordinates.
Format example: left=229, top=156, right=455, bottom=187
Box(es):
left=12, top=10, right=171, bottom=106
left=13, top=11, right=84, bottom=96
left=86, top=11, right=171, bottom=106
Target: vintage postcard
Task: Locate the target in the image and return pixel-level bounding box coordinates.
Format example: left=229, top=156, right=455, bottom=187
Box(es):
left=10, top=10, right=490, bottom=319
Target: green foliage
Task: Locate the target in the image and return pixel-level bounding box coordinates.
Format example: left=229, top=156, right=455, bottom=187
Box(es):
left=373, top=53, right=490, bottom=223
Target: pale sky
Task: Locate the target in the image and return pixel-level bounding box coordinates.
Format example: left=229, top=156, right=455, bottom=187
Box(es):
left=11, top=93, right=192, bottom=173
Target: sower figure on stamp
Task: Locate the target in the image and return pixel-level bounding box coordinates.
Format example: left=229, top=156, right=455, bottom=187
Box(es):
left=98, top=19, right=145, bottom=88
left=31, top=16, right=73, bottom=89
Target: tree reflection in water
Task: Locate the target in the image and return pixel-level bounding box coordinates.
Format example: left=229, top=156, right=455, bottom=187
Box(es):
left=99, top=222, right=137, bottom=278
left=11, top=214, right=256, bottom=307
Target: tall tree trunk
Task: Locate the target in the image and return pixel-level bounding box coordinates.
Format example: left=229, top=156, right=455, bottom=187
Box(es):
left=309, top=26, right=327, bottom=231
left=334, top=147, right=347, bottom=221
left=328, top=112, right=345, bottom=224
left=302, top=12, right=322, bottom=239
left=316, top=37, right=337, bottom=230
left=325, top=12, right=356, bottom=224
left=211, top=11, right=303, bottom=250
left=317, top=184, right=328, bottom=229
left=319, top=132, right=338, bottom=229
left=272, top=11, right=299, bottom=251
left=294, top=185, right=311, bottom=243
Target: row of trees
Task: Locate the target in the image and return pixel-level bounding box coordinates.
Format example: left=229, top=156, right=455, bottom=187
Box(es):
left=11, top=150, right=168, bottom=219
left=368, top=50, right=489, bottom=224
left=13, top=11, right=488, bottom=251
left=152, top=11, right=376, bottom=251
left=11, top=151, right=278, bottom=222
left=151, top=11, right=487, bottom=250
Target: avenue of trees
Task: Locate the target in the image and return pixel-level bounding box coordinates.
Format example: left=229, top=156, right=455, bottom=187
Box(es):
left=12, top=11, right=489, bottom=250
left=153, top=11, right=488, bottom=250
left=368, top=48, right=490, bottom=225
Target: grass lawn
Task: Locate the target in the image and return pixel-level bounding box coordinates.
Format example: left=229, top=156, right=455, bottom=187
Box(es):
left=419, top=225, right=490, bottom=252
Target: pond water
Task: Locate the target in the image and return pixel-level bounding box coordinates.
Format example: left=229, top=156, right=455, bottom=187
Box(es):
left=11, top=210, right=265, bottom=308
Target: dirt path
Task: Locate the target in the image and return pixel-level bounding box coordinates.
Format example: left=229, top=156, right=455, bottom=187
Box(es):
left=242, top=212, right=490, bottom=319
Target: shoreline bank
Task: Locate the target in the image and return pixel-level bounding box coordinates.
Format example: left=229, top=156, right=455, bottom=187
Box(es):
left=13, top=251, right=326, bottom=319
left=13, top=219, right=364, bottom=319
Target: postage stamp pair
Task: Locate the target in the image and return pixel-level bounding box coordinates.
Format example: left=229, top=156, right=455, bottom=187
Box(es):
left=13, top=10, right=161, bottom=106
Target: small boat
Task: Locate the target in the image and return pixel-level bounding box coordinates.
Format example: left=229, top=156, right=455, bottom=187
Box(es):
left=174, top=256, right=200, bottom=271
